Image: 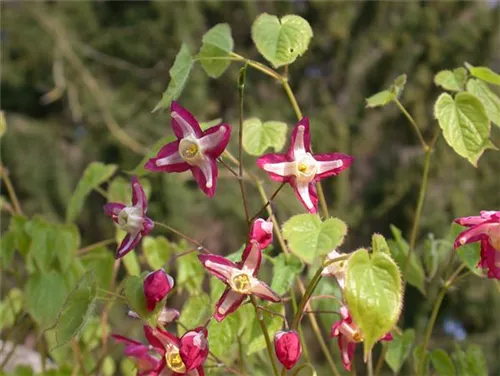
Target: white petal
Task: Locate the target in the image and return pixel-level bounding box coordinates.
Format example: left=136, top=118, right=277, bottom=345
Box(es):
left=296, top=181, right=314, bottom=210
left=316, top=159, right=343, bottom=174
left=293, top=125, right=307, bottom=156
left=156, top=151, right=185, bottom=167
left=198, top=157, right=213, bottom=188
left=263, top=161, right=296, bottom=177
left=198, top=126, right=227, bottom=151
left=172, top=111, right=195, bottom=137
left=204, top=260, right=239, bottom=281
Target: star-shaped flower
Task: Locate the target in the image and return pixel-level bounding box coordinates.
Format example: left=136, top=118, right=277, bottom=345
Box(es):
left=144, top=325, right=209, bottom=376
left=198, top=240, right=281, bottom=322
left=104, top=176, right=154, bottom=259
left=145, top=102, right=231, bottom=198
left=454, top=210, right=500, bottom=279
left=331, top=306, right=392, bottom=371
left=257, top=118, right=353, bottom=214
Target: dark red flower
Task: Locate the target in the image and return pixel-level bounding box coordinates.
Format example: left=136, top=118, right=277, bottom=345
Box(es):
left=143, top=269, right=175, bottom=311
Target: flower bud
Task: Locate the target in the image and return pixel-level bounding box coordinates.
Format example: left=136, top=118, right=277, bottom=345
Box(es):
left=250, top=218, right=273, bottom=249
left=274, top=330, right=302, bottom=370
left=180, top=327, right=209, bottom=371
left=143, top=269, right=174, bottom=311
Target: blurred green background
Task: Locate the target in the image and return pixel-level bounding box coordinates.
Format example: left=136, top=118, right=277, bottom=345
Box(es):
left=1, top=1, right=500, bottom=374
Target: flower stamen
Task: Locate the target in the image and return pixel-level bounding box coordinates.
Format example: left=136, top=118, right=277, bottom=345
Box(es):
left=166, top=351, right=186, bottom=373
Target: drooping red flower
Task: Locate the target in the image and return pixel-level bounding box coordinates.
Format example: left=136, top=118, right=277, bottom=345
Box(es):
left=143, top=269, right=175, bottom=311
left=331, top=306, right=392, bottom=371
left=112, top=334, right=161, bottom=376
left=144, top=325, right=209, bottom=376
left=145, top=101, right=231, bottom=198
left=274, top=330, right=302, bottom=370
left=104, top=176, right=154, bottom=259
left=249, top=218, right=273, bottom=249
left=198, top=240, right=281, bottom=322
left=454, top=210, right=500, bottom=279
left=257, top=118, right=353, bottom=214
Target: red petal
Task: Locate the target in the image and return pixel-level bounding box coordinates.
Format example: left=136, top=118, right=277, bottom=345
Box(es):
left=191, top=158, right=218, bottom=198
left=251, top=280, right=281, bottom=302
left=144, top=140, right=191, bottom=173
left=288, top=118, right=311, bottom=159
left=313, top=153, right=354, bottom=180
left=240, top=241, right=262, bottom=276
left=180, top=327, right=209, bottom=371
left=143, top=269, right=174, bottom=311
left=198, top=254, right=238, bottom=284
left=104, top=203, right=125, bottom=220
left=199, top=124, right=231, bottom=158
left=214, top=288, right=245, bottom=322
left=131, top=176, right=148, bottom=212
left=171, top=101, right=203, bottom=139
left=116, top=232, right=142, bottom=259
left=256, top=153, right=294, bottom=182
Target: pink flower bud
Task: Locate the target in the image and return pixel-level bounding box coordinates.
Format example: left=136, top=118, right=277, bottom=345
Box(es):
left=250, top=218, right=273, bottom=249
left=180, top=327, right=209, bottom=371
left=274, top=330, right=302, bottom=370
left=143, top=269, right=174, bottom=311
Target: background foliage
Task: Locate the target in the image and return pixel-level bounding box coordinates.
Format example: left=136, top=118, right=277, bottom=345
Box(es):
left=1, top=1, right=500, bottom=374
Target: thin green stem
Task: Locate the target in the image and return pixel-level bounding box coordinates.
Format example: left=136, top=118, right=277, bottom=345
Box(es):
left=367, top=352, right=374, bottom=376
left=291, top=364, right=316, bottom=376
left=154, top=221, right=211, bottom=253
left=374, top=345, right=387, bottom=376
left=291, top=266, right=324, bottom=330
left=238, top=64, right=251, bottom=223
left=77, top=238, right=115, bottom=255
left=0, top=164, right=23, bottom=215
left=250, top=182, right=286, bottom=222
left=250, top=296, right=280, bottom=376
left=394, top=99, right=427, bottom=150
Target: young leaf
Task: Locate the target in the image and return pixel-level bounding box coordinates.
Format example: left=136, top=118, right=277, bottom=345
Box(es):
left=242, top=118, right=287, bottom=156
left=198, top=23, right=234, bottom=78
left=80, top=246, right=114, bottom=289
left=52, top=271, right=97, bottom=347
left=282, top=214, right=347, bottom=264
left=365, top=90, right=395, bottom=108
left=466, top=79, right=500, bottom=127
left=434, top=68, right=467, bottom=91
left=66, top=162, right=117, bottom=222
left=372, top=233, right=390, bottom=254
left=271, top=253, right=304, bottom=295
left=26, top=271, right=68, bottom=329
left=465, top=344, right=487, bottom=375
left=208, top=313, right=240, bottom=364
left=384, top=329, right=415, bottom=374
left=430, top=349, right=456, bottom=376
left=465, top=63, right=500, bottom=85
left=178, top=293, right=210, bottom=333
left=153, top=44, right=194, bottom=112
left=434, top=92, right=495, bottom=167
left=0, top=288, right=23, bottom=330
left=393, top=74, right=407, bottom=95
left=344, top=248, right=402, bottom=359
left=143, top=236, right=173, bottom=271
left=388, top=225, right=426, bottom=294
left=251, top=13, right=313, bottom=68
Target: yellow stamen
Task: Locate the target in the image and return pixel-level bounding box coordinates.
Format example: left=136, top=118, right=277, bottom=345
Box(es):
left=298, top=162, right=307, bottom=173
left=184, top=143, right=198, bottom=158
left=231, top=274, right=251, bottom=293
left=166, top=351, right=186, bottom=373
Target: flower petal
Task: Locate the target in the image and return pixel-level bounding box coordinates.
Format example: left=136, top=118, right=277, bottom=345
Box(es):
left=256, top=154, right=293, bottom=182
left=198, top=254, right=239, bottom=284
left=199, top=124, right=231, bottom=158
left=214, top=288, right=246, bottom=322
left=249, top=218, right=274, bottom=249
left=131, top=176, right=148, bottom=212
left=250, top=280, right=281, bottom=302
left=314, top=153, right=354, bottom=179
left=288, top=118, right=311, bottom=160
left=291, top=180, right=318, bottom=214
left=112, top=334, right=143, bottom=347
left=338, top=334, right=356, bottom=371
left=158, top=308, right=180, bottom=325
left=144, top=325, right=180, bottom=354
left=171, top=101, right=203, bottom=139
left=116, top=232, right=142, bottom=259
left=143, top=217, right=155, bottom=235
left=180, top=327, right=209, bottom=371
left=274, top=330, right=302, bottom=370
left=144, top=269, right=174, bottom=312
left=455, top=215, right=487, bottom=227
left=191, top=157, right=218, bottom=198
left=104, top=203, right=125, bottom=220
left=454, top=220, right=498, bottom=248
left=145, top=140, right=191, bottom=173
left=479, top=238, right=500, bottom=279
left=240, top=241, right=262, bottom=276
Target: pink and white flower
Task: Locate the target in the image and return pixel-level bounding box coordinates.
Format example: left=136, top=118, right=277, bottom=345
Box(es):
left=112, top=334, right=161, bottom=376
left=104, top=176, right=154, bottom=259
left=454, top=210, right=500, bottom=279
left=321, top=250, right=348, bottom=289
left=143, top=269, right=175, bottom=312
left=331, top=306, right=392, bottom=371
left=198, top=240, right=281, bottom=322
left=249, top=218, right=273, bottom=249
left=257, top=118, right=353, bottom=214
left=274, top=330, right=302, bottom=370
left=144, top=325, right=209, bottom=376
left=145, top=101, right=231, bottom=198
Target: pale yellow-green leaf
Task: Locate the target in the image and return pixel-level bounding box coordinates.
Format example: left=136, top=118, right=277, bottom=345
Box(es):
left=198, top=23, right=234, bottom=78
left=242, top=118, right=287, bottom=156
left=466, top=79, right=500, bottom=127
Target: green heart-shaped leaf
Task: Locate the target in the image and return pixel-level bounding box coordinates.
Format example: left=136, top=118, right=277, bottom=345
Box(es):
left=251, top=13, right=313, bottom=68
left=434, top=68, right=467, bottom=91
left=242, top=118, right=287, bottom=156
left=434, top=92, right=496, bottom=167
left=466, top=78, right=500, bottom=127
left=198, top=23, right=234, bottom=78
left=282, top=214, right=347, bottom=264
left=345, top=248, right=403, bottom=359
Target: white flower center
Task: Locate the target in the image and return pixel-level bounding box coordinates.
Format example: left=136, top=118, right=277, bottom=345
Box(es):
left=117, top=206, right=143, bottom=233
left=179, top=137, right=203, bottom=165
left=229, top=272, right=253, bottom=294
left=295, top=154, right=317, bottom=182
